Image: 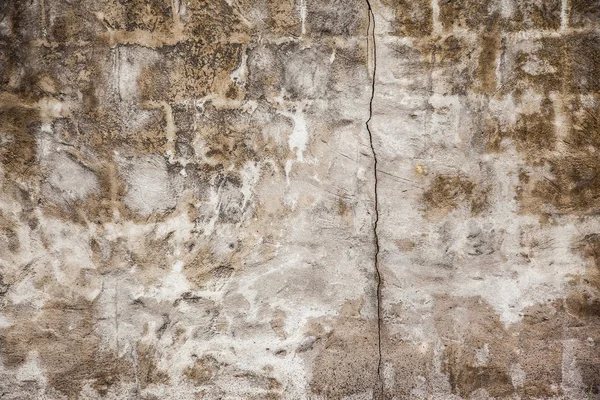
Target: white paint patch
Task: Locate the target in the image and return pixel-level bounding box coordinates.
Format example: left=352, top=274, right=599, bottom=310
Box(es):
left=285, top=159, right=294, bottom=185
left=38, top=97, right=69, bottom=125
left=117, top=47, right=159, bottom=102
left=521, top=56, right=557, bottom=76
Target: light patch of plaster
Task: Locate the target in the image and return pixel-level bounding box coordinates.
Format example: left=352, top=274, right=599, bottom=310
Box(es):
left=46, top=152, right=99, bottom=200
left=509, top=363, right=526, bottom=388
left=120, top=155, right=177, bottom=216
left=474, top=343, right=490, bottom=367
left=148, top=260, right=190, bottom=302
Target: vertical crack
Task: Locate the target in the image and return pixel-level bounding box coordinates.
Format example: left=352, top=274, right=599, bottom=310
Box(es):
left=365, top=1, right=383, bottom=398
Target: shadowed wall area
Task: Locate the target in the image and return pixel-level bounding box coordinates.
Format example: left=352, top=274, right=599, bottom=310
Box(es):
left=0, top=0, right=599, bottom=398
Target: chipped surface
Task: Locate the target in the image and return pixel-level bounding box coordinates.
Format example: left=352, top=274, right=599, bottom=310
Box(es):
left=1, top=0, right=599, bottom=398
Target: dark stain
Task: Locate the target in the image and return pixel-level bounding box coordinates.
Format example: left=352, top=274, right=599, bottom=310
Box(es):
left=503, top=0, right=561, bottom=31
left=476, top=15, right=500, bottom=94
left=504, top=37, right=565, bottom=96
left=432, top=296, right=567, bottom=399
left=184, top=355, right=219, bottom=385
left=183, top=0, right=252, bottom=43
left=0, top=297, right=136, bottom=397
left=306, top=0, right=368, bottom=38
left=308, top=299, right=380, bottom=399
left=136, top=342, right=170, bottom=389
left=569, top=32, right=600, bottom=94
left=122, top=0, right=173, bottom=33
left=512, top=96, right=556, bottom=153
left=569, top=0, right=600, bottom=28
left=0, top=105, right=39, bottom=179
left=381, top=0, right=432, bottom=37
left=533, top=155, right=600, bottom=214
left=423, top=174, right=489, bottom=218
left=438, top=0, right=492, bottom=30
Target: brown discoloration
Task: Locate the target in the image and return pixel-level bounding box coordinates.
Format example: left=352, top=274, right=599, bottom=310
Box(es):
left=438, top=0, right=491, bottom=30
left=512, top=96, right=556, bottom=153
left=529, top=155, right=600, bottom=214
left=492, top=36, right=566, bottom=97
left=573, top=233, right=600, bottom=290
left=0, top=211, right=19, bottom=253
left=136, top=342, right=170, bottom=389
left=0, top=105, right=39, bottom=179
left=184, top=244, right=238, bottom=289
left=423, top=174, right=489, bottom=218
left=381, top=0, right=432, bottom=37
left=0, top=298, right=137, bottom=397
left=265, top=0, right=302, bottom=36
left=567, top=237, right=600, bottom=394
left=139, top=41, right=244, bottom=102
left=306, top=0, right=368, bottom=38
left=270, top=309, right=287, bottom=340
left=569, top=32, right=600, bottom=94
left=504, top=0, right=562, bottom=31
left=184, top=355, right=220, bottom=385
left=434, top=296, right=566, bottom=399
left=183, top=354, right=281, bottom=397
left=308, top=299, right=380, bottom=399
left=516, top=97, right=600, bottom=215
left=395, top=238, right=415, bottom=252
left=569, top=0, right=600, bottom=28
left=476, top=16, right=500, bottom=94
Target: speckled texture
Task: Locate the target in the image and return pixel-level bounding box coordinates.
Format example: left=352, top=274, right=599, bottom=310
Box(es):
left=0, top=0, right=599, bottom=399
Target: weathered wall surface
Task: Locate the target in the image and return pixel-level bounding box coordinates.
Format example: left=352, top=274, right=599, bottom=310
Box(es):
left=0, top=0, right=599, bottom=398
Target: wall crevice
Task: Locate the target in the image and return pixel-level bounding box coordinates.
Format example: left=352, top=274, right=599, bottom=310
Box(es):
left=365, top=1, right=383, bottom=397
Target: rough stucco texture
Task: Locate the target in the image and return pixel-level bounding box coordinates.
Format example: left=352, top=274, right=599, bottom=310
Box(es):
left=1, top=0, right=600, bottom=398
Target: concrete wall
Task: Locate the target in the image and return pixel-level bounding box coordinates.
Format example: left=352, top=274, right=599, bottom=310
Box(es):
left=0, top=0, right=599, bottom=398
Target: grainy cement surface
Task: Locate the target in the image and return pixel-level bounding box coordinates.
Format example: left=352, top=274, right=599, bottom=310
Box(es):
left=0, top=0, right=599, bottom=398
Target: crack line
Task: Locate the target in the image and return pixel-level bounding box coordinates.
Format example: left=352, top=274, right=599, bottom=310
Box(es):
left=365, top=1, right=383, bottom=397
